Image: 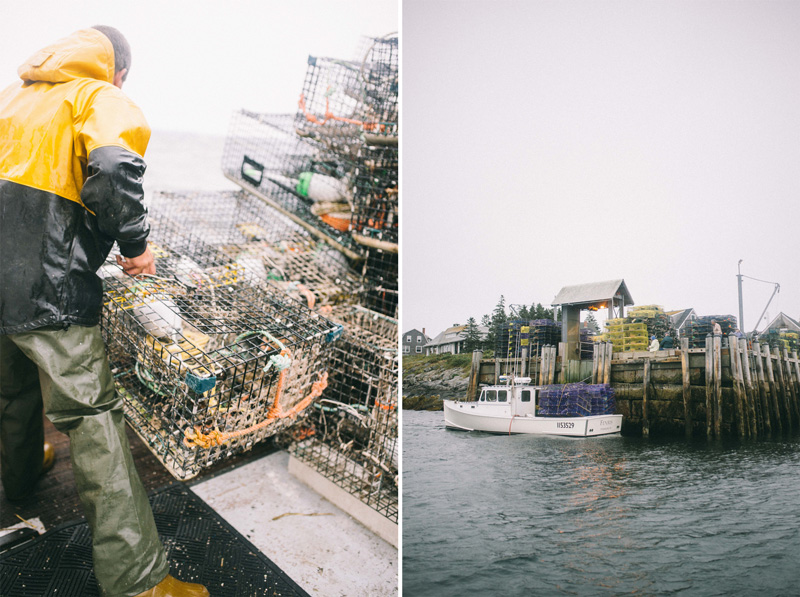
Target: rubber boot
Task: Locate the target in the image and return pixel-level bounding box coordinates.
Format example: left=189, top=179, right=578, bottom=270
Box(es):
left=133, top=575, right=210, bottom=597
left=42, top=441, right=55, bottom=474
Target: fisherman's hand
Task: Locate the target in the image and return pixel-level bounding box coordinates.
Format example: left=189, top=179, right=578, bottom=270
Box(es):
left=117, top=246, right=156, bottom=277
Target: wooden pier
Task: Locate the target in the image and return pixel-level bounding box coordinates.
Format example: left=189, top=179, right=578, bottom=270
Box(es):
left=467, top=333, right=800, bottom=438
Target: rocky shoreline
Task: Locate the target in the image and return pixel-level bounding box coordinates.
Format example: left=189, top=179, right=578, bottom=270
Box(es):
left=402, top=354, right=470, bottom=410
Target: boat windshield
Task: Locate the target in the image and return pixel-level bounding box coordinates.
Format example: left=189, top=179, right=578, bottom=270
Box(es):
left=481, top=389, right=507, bottom=402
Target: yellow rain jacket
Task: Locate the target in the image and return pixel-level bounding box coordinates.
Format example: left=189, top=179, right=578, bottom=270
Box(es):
left=0, top=28, right=151, bottom=334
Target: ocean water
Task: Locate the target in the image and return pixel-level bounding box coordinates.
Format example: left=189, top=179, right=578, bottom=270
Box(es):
left=402, top=410, right=800, bottom=596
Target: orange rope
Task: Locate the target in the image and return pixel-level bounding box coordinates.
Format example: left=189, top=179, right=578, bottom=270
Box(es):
left=183, top=370, right=329, bottom=449
left=297, top=283, right=315, bottom=310
left=298, top=93, right=384, bottom=132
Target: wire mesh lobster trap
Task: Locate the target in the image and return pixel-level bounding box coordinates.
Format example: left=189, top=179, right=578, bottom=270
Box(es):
left=538, top=384, right=616, bottom=417
left=147, top=189, right=362, bottom=309
left=296, top=37, right=398, bottom=247
left=221, top=111, right=363, bottom=260
left=100, top=241, right=342, bottom=479
left=297, top=35, right=398, bottom=144
left=288, top=305, right=398, bottom=522
left=357, top=247, right=398, bottom=319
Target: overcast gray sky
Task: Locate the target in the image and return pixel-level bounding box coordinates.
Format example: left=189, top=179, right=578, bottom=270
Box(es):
left=402, top=0, right=800, bottom=338
left=1, top=1, right=397, bottom=135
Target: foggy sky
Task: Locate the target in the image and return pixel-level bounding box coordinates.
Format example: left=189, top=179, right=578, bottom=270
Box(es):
left=402, top=0, right=800, bottom=338
left=0, top=1, right=398, bottom=134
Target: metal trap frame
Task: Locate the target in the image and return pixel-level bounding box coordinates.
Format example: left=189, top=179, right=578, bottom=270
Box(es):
left=297, top=36, right=398, bottom=144
left=288, top=305, right=398, bottom=523
left=356, top=247, right=398, bottom=319
left=221, top=111, right=363, bottom=260
left=147, top=189, right=362, bottom=309
left=100, top=240, right=341, bottom=479
left=296, top=38, right=398, bottom=247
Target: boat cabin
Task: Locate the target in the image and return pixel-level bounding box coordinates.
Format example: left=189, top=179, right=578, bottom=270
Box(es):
left=476, top=377, right=539, bottom=417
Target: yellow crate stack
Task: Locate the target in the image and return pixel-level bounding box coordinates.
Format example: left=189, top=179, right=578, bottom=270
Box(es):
left=604, top=320, right=648, bottom=352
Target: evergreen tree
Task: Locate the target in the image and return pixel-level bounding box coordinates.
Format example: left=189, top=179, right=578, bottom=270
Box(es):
left=463, top=317, right=482, bottom=352
left=487, top=295, right=507, bottom=354
left=517, top=304, right=530, bottom=320
left=531, top=302, right=550, bottom=320
left=584, top=313, right=600, bottom=335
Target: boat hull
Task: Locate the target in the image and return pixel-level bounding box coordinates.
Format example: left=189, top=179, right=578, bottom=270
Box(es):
left=443, top=400, right=622, bottom=437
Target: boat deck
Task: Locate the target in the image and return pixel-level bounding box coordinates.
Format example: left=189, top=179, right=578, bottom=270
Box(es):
left=1, top=419, right=397, bottom=595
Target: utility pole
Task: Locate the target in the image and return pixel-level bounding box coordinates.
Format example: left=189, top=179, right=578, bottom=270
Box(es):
left=737, top=259, right=744, bottom=332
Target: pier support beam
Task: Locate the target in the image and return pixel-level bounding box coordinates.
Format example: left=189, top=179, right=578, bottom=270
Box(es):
left=713, top=334, right=722, bottom=438
left=729, top=335, right=746, bottom=438
left=680, top=337, right=692, bottom=437
left=705, top=335, right=714, bottom=437
left=642, top=358, right=651, bottom=438
left=764, top=346, right=782, bottom=433
left=467, top=350, right=483, bottom=401
left=754, top=342, right=775, bottom=435
left=773, top=347, right=791, bottom=432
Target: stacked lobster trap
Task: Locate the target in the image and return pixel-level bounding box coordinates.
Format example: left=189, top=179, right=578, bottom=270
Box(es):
left=221, top=33, right=398, bottom=317
left=103, top=34, right=399, bottom=520
left=147, top=189, right=362, bottom=310
left=100, top=239, right=341, bottom=479
left=291, top=305, right=398, bottom=522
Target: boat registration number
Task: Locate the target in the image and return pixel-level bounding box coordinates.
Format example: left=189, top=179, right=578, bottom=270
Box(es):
left=556, top=422, right=575, bottom=429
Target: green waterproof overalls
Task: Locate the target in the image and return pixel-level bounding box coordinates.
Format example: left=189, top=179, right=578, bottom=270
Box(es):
left=0, top=326, right=170, bottom=596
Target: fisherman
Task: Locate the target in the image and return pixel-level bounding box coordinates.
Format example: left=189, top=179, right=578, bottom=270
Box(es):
left=0, top=27, right=208, bottom=597
left=660, top=331, right=675, bottom=349
left=649, top=335, right=660, bottom=352
left=711, top=319, right=722, bottom=336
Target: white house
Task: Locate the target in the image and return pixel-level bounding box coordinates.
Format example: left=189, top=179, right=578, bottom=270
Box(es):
left=424, top=324, right=488, bottom=356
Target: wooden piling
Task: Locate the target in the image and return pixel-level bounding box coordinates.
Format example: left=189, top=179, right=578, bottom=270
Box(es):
left=549, top=346, right=557, bottom=385
left=753, top=342, right=773, bottom=435
left=592, top=343, right=600, bottom=384
left=729, top=336, right=746, bottom=438
left=680, top=337, right=692, bottom=438
left=705, top=335, right=714, bottom=438
left=642, top=358, right=651, bottom=438
left=740, top=340, right=758, bottom=438
left=521, top=348, right=529, bottom=379
left=773, top=347, right=791, bottom=431
left=749, top=344, right=765, bottom=435
left=713, top=335, right=722, bottom=438
left=539, top=346, right=547, bottom=385
left=793, top=351, right=800, bottom=427
left=783, top=347, right=799, bottom=428
left=558, top=343, right=567, bottom=384
left=467, top=350, right=483, bottom=401
left=764, top=346, right=782, bottom=433
left=603, top=343, right=612, bottom=386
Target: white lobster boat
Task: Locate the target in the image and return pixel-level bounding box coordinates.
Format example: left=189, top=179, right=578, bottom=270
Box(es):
left=443, top=378, right=622, bottom=437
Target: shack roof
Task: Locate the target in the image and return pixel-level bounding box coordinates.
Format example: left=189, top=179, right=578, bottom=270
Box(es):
left=668, top=308, right=695, bottom=330
left=551, top=279, right=633, bottom=307
left=426, top=324, right=488, bottom=348
left=761, top=312, right=800, bottom=334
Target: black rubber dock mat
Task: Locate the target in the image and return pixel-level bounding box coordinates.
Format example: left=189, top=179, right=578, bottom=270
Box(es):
left=0, top=483, right=309, bottom=597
